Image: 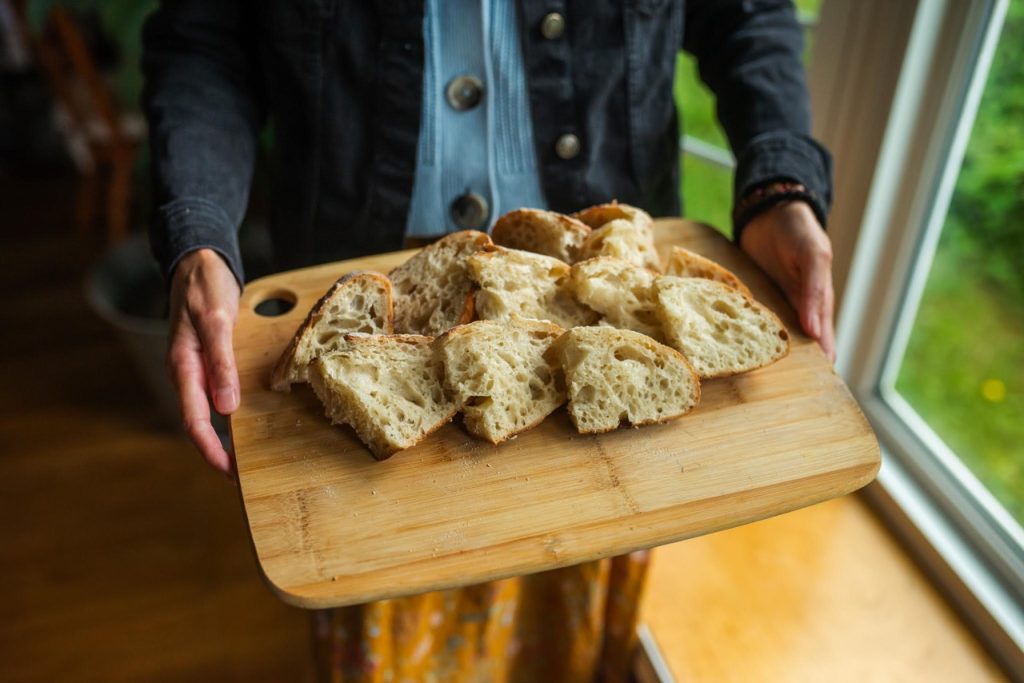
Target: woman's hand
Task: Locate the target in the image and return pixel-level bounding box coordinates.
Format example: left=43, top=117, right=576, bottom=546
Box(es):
left=739, top=201, right=836, bottom=363
left=167, top=249, right=242, bottom=476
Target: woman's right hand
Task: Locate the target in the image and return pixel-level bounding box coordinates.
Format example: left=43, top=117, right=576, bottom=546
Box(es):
left=167, top=249, right=242, bottom=476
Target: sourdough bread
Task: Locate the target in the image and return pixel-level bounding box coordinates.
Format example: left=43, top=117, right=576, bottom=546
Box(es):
left=573, top=201, right=653, bottom=232
left=654, top=276, right=790, bottom=379
left=309, top=334, right=458, bottom=460
left=390, top=230, right=493, bottom=336
left=579, top=218, right=661, bottom=271
left=437, top=319, right=565, bottom=444
left=568, top=257, right=664, bottom=341
left=664, top=245, right=752, bottom=297
left=270, top=271, right=393, bottom=391
left=554, top=327, right=700, bottom=433
left=490, top=208, right=591, bottom=263
left=467, top=247, right=599, bottom=328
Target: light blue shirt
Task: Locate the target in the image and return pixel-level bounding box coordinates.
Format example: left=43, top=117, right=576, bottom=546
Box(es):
left=405, top=0, right=548, bottom=237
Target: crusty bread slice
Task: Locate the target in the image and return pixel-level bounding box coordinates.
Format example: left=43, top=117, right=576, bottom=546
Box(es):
left=467, top=247, right=599, bottom=329
left=437, top=320, right=565, bottom=444
left=573, top=201, right=653, bottom=231
left=579, top=218, right=661, bottom=271
left=490, top=208, right=591, bottom=263
left=389, top=230, right=493, bottom=336
left=308, top=334, right=458, bottom=460
left=568, top=257, right=664, bottom=341
left=271, top=271, right=393, bottom=392
left=553, top=327, right=700, bottom=433
left=664, top=246, right=752, bottom=297
left=653, top=276, right=790, bottom=379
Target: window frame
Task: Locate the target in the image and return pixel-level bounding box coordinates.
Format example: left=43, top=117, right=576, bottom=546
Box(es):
left=813, top=0, right=1023, bottom=669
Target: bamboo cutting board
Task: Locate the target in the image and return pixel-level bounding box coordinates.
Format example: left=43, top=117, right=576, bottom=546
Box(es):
left=232, top=219, right=880, bottom=609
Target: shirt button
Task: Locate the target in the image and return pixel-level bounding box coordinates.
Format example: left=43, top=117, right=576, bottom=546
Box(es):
left=554, top=133, right=580, bottom=160
left=451, top=192, right=490, bottom=229
left=446, top=75, right=484, bottom=111
left=540, top=12, right=566, bottom=40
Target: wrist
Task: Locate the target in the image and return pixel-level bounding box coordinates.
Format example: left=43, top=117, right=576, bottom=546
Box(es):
left=732, top=180, right=826, bottom=245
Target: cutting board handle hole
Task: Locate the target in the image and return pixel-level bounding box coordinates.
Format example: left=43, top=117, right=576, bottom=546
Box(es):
left=253, top=290, right=298, bottom=317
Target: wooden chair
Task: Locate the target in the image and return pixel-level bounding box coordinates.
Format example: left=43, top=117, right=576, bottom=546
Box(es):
left=8, top=0, right=145, bottom=245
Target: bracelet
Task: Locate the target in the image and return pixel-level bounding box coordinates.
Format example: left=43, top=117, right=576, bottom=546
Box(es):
left=732, top=181, right=818, bottom=239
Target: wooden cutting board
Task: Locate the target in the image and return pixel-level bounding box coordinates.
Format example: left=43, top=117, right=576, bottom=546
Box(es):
left=232, top=219, right=880, bottom=609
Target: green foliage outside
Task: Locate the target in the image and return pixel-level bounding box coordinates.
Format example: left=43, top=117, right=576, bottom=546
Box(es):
left=676, top=0, right=1023, bottom=523
left=894, top=0, right=1024, bottom=523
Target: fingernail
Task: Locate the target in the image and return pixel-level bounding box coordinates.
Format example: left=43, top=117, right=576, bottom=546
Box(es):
left=807, top=312, right=820, bottom=338
left=215, top=387, right=238, bottom=413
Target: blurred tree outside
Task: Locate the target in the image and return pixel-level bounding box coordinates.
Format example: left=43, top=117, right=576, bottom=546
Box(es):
left=894, top=0, right=1024, bottom=523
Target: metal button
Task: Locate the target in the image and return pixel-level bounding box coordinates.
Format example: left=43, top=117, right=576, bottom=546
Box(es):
left=540, top=12, right=566, bottom=40
left=446, top=75, right=484, bottom=111
left=554, top=133, right=580, bottom=160
left=451, top=192, right=489, bottom=229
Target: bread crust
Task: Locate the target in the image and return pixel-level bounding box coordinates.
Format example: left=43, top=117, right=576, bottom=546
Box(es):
left=490, top=208, right=592, bottom=263
left=436, top=319, right=566, bottom=445
left=314, top=333, right=458, bottom=460
left=270, top=270, right=394, bottom=392
left=665, top=246, right=752, bottom=297
left=468, top=247, right=599, bottom=328
left=389, top=230, right=494, bottom=335
left=654, top=277, right=791, bottom=380
left=554, top=327, right=700, bottom=434
left=572, top=201, right=653, bottom=231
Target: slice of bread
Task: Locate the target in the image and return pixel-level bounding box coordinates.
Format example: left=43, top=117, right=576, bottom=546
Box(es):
left=490, top=208, right=591, bottom=263
left=389, top=230, right=494, bottom=336
left=573, top=201, right=653, bottom=231
left=568, top=257, right=664, bottom=341
left=664, top=246, right=752, bottom=297
left=271, top=271, right=394, bottom=392
left=579, top=218, right=661, bottom=271
left=553, top=327, right=700, bottom=433
left=437, top=320, right=566, bottom=444
left=653, top=276, right=790, bottom=379
left=308, top=334, right=458, bottom=460
left=467, top=247, right=599, bottom=329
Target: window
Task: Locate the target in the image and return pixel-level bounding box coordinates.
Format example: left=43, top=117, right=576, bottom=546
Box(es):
left=823, top=0, right=1023, bottom=665
left=888, top=0, right=1024, bottom=527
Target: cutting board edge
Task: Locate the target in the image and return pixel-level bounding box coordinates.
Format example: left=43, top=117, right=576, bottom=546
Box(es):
left=252, top=454, right=880, bottom=609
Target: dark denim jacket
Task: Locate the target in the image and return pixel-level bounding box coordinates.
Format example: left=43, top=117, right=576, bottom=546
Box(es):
left=142, top=0, right=832, bottom=284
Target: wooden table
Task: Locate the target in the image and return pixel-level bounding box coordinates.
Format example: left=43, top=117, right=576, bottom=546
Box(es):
left=231, top=219, right=880, bottom=610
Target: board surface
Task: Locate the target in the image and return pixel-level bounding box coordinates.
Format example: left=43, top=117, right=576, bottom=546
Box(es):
left=232, top=220, right=880, bottom=609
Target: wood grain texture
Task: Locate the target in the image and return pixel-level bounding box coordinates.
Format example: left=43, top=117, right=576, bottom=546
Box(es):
left=231, top=220, right=881, bottom=609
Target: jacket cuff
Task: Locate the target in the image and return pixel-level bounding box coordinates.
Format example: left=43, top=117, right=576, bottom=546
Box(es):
left=150, top=197, right=244, bottom=288
left=732, top=131, right=833, bottom=243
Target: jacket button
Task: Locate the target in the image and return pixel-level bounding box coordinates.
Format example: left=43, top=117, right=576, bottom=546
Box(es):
left=555, top=133, right=580, bottom=160
left=451, top=192, right=490, bottom=229
left=446, top=75, right=484, bottom=111
left=540, top=12, right=566, bottom=40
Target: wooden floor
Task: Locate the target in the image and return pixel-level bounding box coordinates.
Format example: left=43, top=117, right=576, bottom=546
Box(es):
left=640, top=495, right=1006, bottom=682
left=0, top=172, right=1006, bottom=682
left=0, top=174, right=311, bottom=682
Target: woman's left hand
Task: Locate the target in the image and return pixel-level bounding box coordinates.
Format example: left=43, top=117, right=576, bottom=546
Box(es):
left=739, top=201, right=836, bottom=363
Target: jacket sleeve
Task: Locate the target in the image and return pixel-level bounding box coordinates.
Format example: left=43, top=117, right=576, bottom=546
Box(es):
left=682, top=0, right=832, bottom=238
left=141, top=0, right=267, bottom=286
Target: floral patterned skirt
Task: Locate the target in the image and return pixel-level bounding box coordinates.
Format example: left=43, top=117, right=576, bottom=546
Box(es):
left=311, top=550, right=650, bottom=683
